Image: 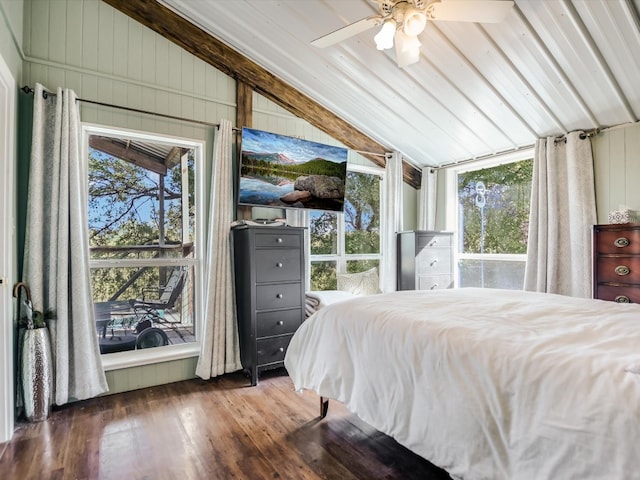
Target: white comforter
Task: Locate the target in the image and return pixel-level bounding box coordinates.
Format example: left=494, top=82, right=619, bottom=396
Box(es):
left=284, top=288, right=640, bottom=480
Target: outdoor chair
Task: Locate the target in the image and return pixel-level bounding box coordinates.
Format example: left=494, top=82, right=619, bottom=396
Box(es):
left=129, top=266, right=188, bottom=341
left=95, top=300, right=138, bottom=353
left=94, top=301, right=169, bottom=354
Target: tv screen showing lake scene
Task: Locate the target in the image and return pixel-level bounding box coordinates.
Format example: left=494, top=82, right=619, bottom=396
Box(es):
left=238, top=127, right=348, bottom=212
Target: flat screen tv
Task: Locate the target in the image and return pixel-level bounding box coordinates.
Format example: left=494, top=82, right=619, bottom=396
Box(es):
left=238, top=127, right=348, bottom=212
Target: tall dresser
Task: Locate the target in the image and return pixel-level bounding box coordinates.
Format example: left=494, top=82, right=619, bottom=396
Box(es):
left=593, top=223, right=640, bottom=303
left=397, top=230, right=454, bottom=291
left=232, top=225, right=305, bottom=385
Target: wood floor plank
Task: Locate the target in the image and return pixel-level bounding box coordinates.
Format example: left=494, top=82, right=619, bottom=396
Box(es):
left=0, top=370, right=451, bottom=480
left=224, top=383, right=342, bottom=479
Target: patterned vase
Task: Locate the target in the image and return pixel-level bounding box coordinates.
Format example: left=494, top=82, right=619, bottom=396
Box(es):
left=21, top=327, right=53, bottom=422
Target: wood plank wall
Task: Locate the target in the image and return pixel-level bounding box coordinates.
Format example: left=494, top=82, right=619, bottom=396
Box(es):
left=593, top=123, right=640, bottom=224
left=21, top=0, right=416, bottom=394
left=18, top=0, right=639, bottom=396
left=22, top=0, right=235, bottom=394
left=0, top=0, right=23, bottom=73
left=103, top=357, right=198, bottom=393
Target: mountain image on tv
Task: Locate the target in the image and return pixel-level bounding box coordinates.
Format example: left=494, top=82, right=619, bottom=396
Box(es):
left=239, top=127, right=348, bottom=212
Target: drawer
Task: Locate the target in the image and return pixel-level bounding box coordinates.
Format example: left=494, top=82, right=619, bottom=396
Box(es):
left=255, top=232, right=301, bottom=249
left=256, top=283, right=302, bottom=310
left=596, top=284, right=640, bottom=303
left=594, top=228, right=640, bottom=254
left=257, top=335, right=293, bottom=365
left=418, top=274, right=453, bottom=290
left=596, top=256, right=640, bottom=283
left=255, top=249, right=301, bottom=283
left=417, top=234, right=452, bottom=250
left=256, top=309, right=302, bottom=338
left=416, top=248, right=451, bottom=275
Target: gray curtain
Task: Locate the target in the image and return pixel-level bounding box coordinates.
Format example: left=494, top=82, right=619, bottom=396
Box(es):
left=381, top=151, right=403, bottom=292
left=524, top=131, right=597, bottom=297
left=23, top=83, right=108, bottom=404
left=196, top=119, right=242, bottom=379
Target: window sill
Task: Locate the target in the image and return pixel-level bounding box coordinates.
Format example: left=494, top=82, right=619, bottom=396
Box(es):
left=100, top=342, right=200, bottom=371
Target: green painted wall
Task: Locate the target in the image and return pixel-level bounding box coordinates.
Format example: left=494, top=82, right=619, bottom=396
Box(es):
left=0, top=0, right=23, bottom=76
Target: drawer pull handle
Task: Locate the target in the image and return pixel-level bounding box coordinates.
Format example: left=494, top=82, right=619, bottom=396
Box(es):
left=276, top=262, right=283, bottom=268
left=430, top=259, right=438, bottom=266
left=276, top=293, right=283, bottom=299
left=615, top=295, right=631, bottom=303
left=276, top=237, right=283, bottom=243
left=430, top=283, right=439, bottom=290
left=279, top=347, right=285, bottom=353
left=614, top=237, right=630, bottom=248
left=615, top=265, right=630, bottom=276
left=428, top=239, right=438, bottom=246
left=277, top=320, right=284, bottom=325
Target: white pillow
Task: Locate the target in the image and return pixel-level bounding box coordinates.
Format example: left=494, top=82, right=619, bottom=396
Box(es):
left=336, top=267, right=380, bottom=296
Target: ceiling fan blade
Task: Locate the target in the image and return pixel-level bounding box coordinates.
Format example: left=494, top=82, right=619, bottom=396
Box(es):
left=429, top=0, right=514, bottom=23
left=311, top=16, right=383, bottom=48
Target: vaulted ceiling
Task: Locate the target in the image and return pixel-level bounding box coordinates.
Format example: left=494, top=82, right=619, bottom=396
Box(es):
left=108, top=0, right=640, bottom=172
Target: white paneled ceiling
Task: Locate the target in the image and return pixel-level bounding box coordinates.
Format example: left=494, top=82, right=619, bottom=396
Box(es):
left=159, top=0, right=640, bottom=168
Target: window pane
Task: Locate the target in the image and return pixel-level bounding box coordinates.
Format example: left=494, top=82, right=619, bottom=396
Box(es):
left=92, top=265, right=196, bottom=349
left=310, top=261, right=337, bottom=290
left=88, top=135, right=195, bottom=260
left=310, top=211, right=337, bottom=255
left=346, top=259, right=379, bottom=273
left=86, top=130, right=200, bottom=356
left=458, top=160, right=532, bottom=255
left=344, top=171, right=380, bottom=254
left=458, top=259, right=525, bottom=290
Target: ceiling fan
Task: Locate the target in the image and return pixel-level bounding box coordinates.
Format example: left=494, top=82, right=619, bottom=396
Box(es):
left=311, top=0, right=515, bottom=68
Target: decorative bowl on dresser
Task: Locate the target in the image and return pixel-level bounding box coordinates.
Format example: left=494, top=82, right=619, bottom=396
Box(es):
left=592, top=223, right=640, bottom=303
left=232, top=224, right=306, bottom=385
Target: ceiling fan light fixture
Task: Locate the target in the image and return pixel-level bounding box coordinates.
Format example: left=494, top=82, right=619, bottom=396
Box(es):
left=374, top=19, right=396, bottom=50
left=402, top=8, right=427, bottom=36
left=395, top=30, right=421, bottom=68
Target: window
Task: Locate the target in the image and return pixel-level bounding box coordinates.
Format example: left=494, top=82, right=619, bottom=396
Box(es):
left=309, top=167, right=382, bottom=290
left=449, top=152, right=533, bottom=289
left=84, top=125, right=203, bottom=360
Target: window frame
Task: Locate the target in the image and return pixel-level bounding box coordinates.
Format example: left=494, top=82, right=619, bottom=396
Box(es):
left=444, top=147, right=534, bottom=288
left=308, top=163, right=385, bottom=287
left=82, top=123, right=205, bottom=370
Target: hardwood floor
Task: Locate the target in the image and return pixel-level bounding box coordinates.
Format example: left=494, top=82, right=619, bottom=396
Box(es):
left=0, top=369, right=451, bottom=480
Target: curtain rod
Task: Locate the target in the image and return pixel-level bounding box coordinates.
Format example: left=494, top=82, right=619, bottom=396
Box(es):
left=554, top=129, right=598, bottom=141
left=434, top=128, right=601, bottom=170
left=434, top=143, right=536, bottom=170
left=21, top=85, right=240, bottom=130
left=22, top=86, right=393, bottom=155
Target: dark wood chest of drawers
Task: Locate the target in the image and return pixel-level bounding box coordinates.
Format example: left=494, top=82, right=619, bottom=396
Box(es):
left=397, top=231, right=454, bottom=291
left=232, top=225, right=305, bottom=385
left=593, top=223, right=640, bottom=303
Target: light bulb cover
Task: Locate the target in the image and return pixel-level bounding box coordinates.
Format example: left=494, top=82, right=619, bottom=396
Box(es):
left=374, top=19, right=396, bottom=50
left=403, top=8, right=427, bottom=36
left=395, top=30, right=422, bottom=68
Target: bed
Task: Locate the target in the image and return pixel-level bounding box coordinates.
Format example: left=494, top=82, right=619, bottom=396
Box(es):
left=284, top=288, right=640, bottom=480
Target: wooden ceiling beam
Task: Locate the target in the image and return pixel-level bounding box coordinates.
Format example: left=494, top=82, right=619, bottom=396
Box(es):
left=101, top=0, right=421, bottom=189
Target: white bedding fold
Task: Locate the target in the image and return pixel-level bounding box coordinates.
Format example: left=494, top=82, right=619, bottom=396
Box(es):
left=304, top=290, right=357, bottom=317
left=285, top=288, right=640, bottom=480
